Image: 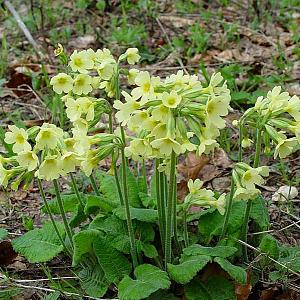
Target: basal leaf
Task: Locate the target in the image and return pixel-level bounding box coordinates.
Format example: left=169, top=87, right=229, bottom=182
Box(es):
left=138, top=241, right=158, bottom=258
left=118, top=264, right=171, bottom=300
left=139, top=192, right=157, bottom=209
left=78, top=263, right=109, bottom=297
left=120, top=167, right=142, bottom=207
left=69, top=204, right=87, bottom=228
left=72, top=229, right=100, bottom=266
left=168, top=255, right=211, bottom=284
left=185, top=276, right=236, bottom=300
left=89, top=215, right=130, bottom=253
left=214, top=257, right=247, bottom=284
left=98, top=172, right=120, bottom=206
left=12, top=222, right=65, bottom=263
left=183, top=245, right=237, bottom=258
left=84, top=194, right=117, bottom=214
left=114, top=206, right=158, bottom=223
left=43, top=291, right=60, bottom=300
left=43, top=194, right=79, bottom=214
left=93, top=236, right=132, bottom=282
left=250, top=196, right=269, bottom=231
left=198, top=202, right=245, bottom=243
left=259, top=234, right=280, bottom=259
left=0, top=228, right=8, bottom=240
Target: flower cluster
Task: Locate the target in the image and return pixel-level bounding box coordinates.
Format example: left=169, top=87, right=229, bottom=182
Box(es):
left=237, top=86, right=300, bottom=158
left=183, top=179, right=226, bottom=215
left=232, top=163, right=269, bottom=200
left=117, top=71, right=231, bottom=167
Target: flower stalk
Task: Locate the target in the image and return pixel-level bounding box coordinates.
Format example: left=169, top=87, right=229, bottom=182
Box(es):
left=38, top=179, right=72, bottom=256
left=53, top=179, right=74, bottom=249
left=164, top=150, right=177, bottom=268
left=241, top=127, right=262, bottom=261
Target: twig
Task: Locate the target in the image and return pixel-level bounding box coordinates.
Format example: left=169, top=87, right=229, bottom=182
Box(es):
left=236, top=239, right=300, bottom=277
left=3, top=0, right=44, bottom=59
left=155, top=17, right=189, bottom=75
left=251, top=219, right=300, bottom=235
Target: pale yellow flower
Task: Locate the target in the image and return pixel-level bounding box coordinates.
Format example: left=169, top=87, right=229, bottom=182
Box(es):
left=286, top=95, right=300, bottom=121
left=234, top=187, right=260, bottom=201
left=125, top=48, right=140, bottom=65
left=125, top=139, right=153, bottom=161
left=128, top=69, right=139, bottom=85
left=17, top=150, right=39, bottom=171
left=205, top=95, right=230, bottom=129
left=128, top=110, right=149, bottom=132
left=151, top=105, right=169, bottom=122
left=4, top=125, right=31, bottom=153
left=50, top=73, right=73, bottom=94
left=132, top=71, right=160, bottom=104
left=69, top=50, right=94, bottom=74
left=187, top=179, right=204, bottom=195
left=197, top=139, right=218, bottom=156
left=36, top=155, right=63, bottom=181
left=241, top=168, right=266, bottom=190
left=73, top=74, right=93, bottom=95
left=267, top=86, right=290, bottom=111
left=241, top=137, right=253, bottom=148
left=114, top=92, right=140, bottom=125
left=0, top=164, right=10, bottom=187
left=61, top=152, right=81, bottom=174
left=161, top=90, right=182, bottom=108
left=35, top=124, right=64, bottom=150
left=94, top=48, right=114, bottom=62
left=274, top=138, right=297, bottom=159
left=97, top=60, right=115, bottom=80
left=150, top=137, right=182, bottom=156
left=165, top=70, right=190, bottom=90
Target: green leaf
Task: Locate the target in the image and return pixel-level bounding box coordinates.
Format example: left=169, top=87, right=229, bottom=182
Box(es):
left=185, top=276, right=236, bottom=300
left=72, top=229, right=100, bottom=266
left=250, top=196, right=269, bottom=231
left=114, top=206, right=158, bottom=223
left=198, top=202, right=245, bottom=243
left=69, top=204, right=87, bottom=228
left=0, top=228, right=8, bottom=240
left=120, top=167, right=142, bottom=207
left=137, top=176, right=147, bottom=194
left=168, top=255, right=211, bottom=284
left=43, top=194, right=79, bottom=214
left=98, top=172, right=120, bottom=206
left=78, top=264, right=109, bottom=297
left=150, top=173, right=157, bottom=198
left=279, top=246, right=300, bottom=272
left=183, top=245, right=238, bottom=258
left=118, top=264, right=171, bottom=300
left=139, top=192, right=156, bottom=209
left=139, top=242, right=158, bottom=258
left=259, top=234, right=280, bottom=259
left=214, top=257, right=247, bottom=284
left=12, top=222, right=65, bottom=263
left=134, top=222, right=155, bottom=242
left=84, top=194, right=117, bottom=214
left=43, top=291, right=60, bottom=300
left=89, top=215, right=130, bottom=253
left=93, top=236, right=132, bottom=282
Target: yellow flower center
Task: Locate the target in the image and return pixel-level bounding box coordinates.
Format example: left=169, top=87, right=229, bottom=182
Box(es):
left=74, top=58, right=83, bottom=68
left=243, top=172, right=252, bottom=181
left=143, top=82, right=150, bottom=93
left=57, top=77, right=67, bottom=85
left=206, top=102, right=215, bottom=115
left=167, top=96, right=176, bottom=106
left=15, top=133, right=25, bottom=144
left=41, top=130, right=52, bottom=139
left=76, top=78, right=85, bottom=86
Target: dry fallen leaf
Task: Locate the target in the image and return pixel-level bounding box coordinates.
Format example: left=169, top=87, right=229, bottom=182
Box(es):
left=68, top=35, right=95, bottom=49
left=235, top=270, right=252, bottom=300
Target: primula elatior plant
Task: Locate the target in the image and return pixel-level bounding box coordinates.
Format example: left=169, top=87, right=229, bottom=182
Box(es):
left=2, top=46, right=300, bottom=299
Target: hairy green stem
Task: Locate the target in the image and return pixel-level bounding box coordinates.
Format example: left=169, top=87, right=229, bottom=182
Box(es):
left=38, top=179, right=71, bottom=256
left=53, top=179, right=73, bottom=249
left=241, top=128, right=262, bottom=261
left=89, top=173, right=100, bottom=196
left=183, top=209, right=189, bottom=248
left=238, top=121, right=243, bottom=162
left=173, top=171, right=181, bottom=254
left=164, top=151, right=176, bottom=268
left=155, top=159, right=165, bottom=252
left=120, top=139, right=139, bottom=269
left=220, top=176, right=235, bottom=240
left=70, top=173, right=92, bottom=221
